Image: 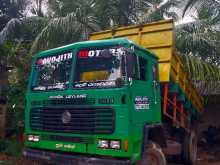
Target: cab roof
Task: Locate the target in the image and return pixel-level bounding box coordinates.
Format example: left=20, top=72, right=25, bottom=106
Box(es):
left=35, top=38, right=158, bottom=59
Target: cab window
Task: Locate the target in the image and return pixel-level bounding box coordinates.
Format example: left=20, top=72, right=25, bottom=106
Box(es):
left=139, top=56, right=148, bottom=81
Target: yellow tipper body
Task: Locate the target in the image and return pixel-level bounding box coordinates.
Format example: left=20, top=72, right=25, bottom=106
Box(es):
left=89, top=19, right=203, bottom=113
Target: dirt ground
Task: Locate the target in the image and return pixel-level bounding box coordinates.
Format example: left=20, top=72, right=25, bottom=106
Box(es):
left=0, top=147, right=220, bottom=165
left=195, top=148, right=220, bottom=165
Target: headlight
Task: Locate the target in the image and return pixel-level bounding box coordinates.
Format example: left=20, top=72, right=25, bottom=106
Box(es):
left=27, top=135, right=40, bottom=142
left=98, top=139, right=121, bottom=150
left=110, top=140, right=120, bottom=150
left=98, top=140, right=109, bottom=148
left=28, top=135, right=34, bottom=141
left=33, top=135, right=40, bottom=142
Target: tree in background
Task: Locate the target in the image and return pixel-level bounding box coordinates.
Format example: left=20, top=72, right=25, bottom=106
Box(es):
left=25, top=0, right=48, bottom=17
left=0, top=0, right=35, bottom=137
left=0, top=0, right=219, bottom=96
left=176, top=0, right=220, bottom=65
left=0, top=0, right=27, bottom=30
left=0, top=0, right=31, bottom=96
left=0, top=0, right=179, bottom=50
left=175, top=0, right=220, bottom=95
left=31, top=0, right=45, bottom=17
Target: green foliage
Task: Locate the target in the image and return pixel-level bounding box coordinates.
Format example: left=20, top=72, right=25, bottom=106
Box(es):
left=30, top=1, right=101, bottom=52
left=7, top=82, right=26, bottom=112
left=6, top=42, right=31, bottom=133
left=180, top=55, right=220, bottom=95
left=182, top=0, right=220, bottom=19
left=1, top=139, right=23, bottom=157
left=0, top=42, right=13, bottom=62
left=176, top=20, right=220, bottom=65
left=136, top=0, right=179, bottom=23
left=0, top=0, right=27, bottom=30
left=4, top=74, right=26, bottom=142
left=0, top=41, right=31, bottom=137
left=0, top=0, right=179, bottom=51
left=198, top=5, right=216, bottom=20
left=48, top=0, right=81, bottom=17
left=176, top=0, right=220, bottom=66
left=30, top=0, right=45, bottom=17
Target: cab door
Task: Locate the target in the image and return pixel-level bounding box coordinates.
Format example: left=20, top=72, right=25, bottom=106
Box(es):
left=128, top=51, right=161, bottom=125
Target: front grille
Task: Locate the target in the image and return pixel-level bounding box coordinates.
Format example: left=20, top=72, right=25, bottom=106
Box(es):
left=31, top=98, right=96, bottom=106
left=44, top=135, right=94, bottom=144
left=30, top=107, right=115, bottom=134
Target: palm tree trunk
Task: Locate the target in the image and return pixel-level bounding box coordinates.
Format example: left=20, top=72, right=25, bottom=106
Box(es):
left=36, top=0, right=43, bottom=17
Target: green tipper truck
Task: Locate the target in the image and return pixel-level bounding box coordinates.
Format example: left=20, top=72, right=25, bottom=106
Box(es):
left=23, top=20, right=203, bottom=165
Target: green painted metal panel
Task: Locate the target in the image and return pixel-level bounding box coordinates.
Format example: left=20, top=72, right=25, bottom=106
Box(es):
left=25, top=38, right=161, bottom=163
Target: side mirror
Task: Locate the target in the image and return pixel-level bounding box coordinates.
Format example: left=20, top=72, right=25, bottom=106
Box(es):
left=126, top=53, right=136, bottom=78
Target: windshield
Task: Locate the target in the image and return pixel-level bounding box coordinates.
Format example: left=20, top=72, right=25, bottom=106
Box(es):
left=31, top=52, right=72, bottom=91
left=31, top=47, right=127, bottom=91
left=73, top=47, right=125, bottom=89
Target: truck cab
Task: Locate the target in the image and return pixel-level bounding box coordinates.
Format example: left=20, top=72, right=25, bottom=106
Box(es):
left=24, top=38, right=163, bottom=165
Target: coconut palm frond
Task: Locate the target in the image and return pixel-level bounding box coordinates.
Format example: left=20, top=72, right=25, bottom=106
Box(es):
left=159, top=0, right=180, bottom=12
left=30, top=7, right=100, bottom=53
left=0, top=18, right=22, bottom=45
left=23, top=16, right=49, bottom=29
left=175, top=19, right=220, bottom=63
left=165, top=12, right=179, bottom=21
left=180, top=54, right=220, bottom=95
left=0, top=16, right=49, bottom=45
left=182, top=0, right=220, bottom=18
left=137, top=0, right=179, bottom=23
left=159, top=0, right=180, bottom=20
left=181, top=0, right=199, bottom=17
left=30, top=13, right=78, bottom=53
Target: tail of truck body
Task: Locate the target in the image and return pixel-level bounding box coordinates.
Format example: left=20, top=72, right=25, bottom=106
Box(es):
left=24, top=20, right=203, bottom=165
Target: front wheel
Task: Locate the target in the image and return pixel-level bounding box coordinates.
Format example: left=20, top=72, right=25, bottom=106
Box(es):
left=137, top=142, right=167, bottom=165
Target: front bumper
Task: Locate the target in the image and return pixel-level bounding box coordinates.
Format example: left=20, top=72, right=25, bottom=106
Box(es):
left=23, top=148, right=131, bottom=165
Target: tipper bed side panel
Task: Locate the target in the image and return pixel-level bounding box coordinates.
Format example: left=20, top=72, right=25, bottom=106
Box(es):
left=89, top=20, right=203, bottom=113
left=90, top=20, right=174, bottom=82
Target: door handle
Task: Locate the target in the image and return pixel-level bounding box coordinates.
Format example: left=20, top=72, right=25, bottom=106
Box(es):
left=152, top=80, right=158, bottom=104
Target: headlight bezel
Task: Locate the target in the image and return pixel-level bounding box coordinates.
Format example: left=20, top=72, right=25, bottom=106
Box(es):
left=110, top=140, right=121, bottom=150
left=97, top=139, right=121, bottom=150
left=97, top=139, right=109, bottom=149
left=28, top=135, right=34, bottom=141
left=27, top=135, right=40, bottom=142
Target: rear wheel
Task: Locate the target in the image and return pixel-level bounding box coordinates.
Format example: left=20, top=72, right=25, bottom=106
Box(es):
left=137, top=142, right=167, bottom=165
left=182, top=131, right=197, bottom=165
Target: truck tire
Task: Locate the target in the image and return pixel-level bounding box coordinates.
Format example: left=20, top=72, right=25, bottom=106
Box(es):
left=137, top=142, right=167, bottom=165
left=182, top=131, right=197, bottom=165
